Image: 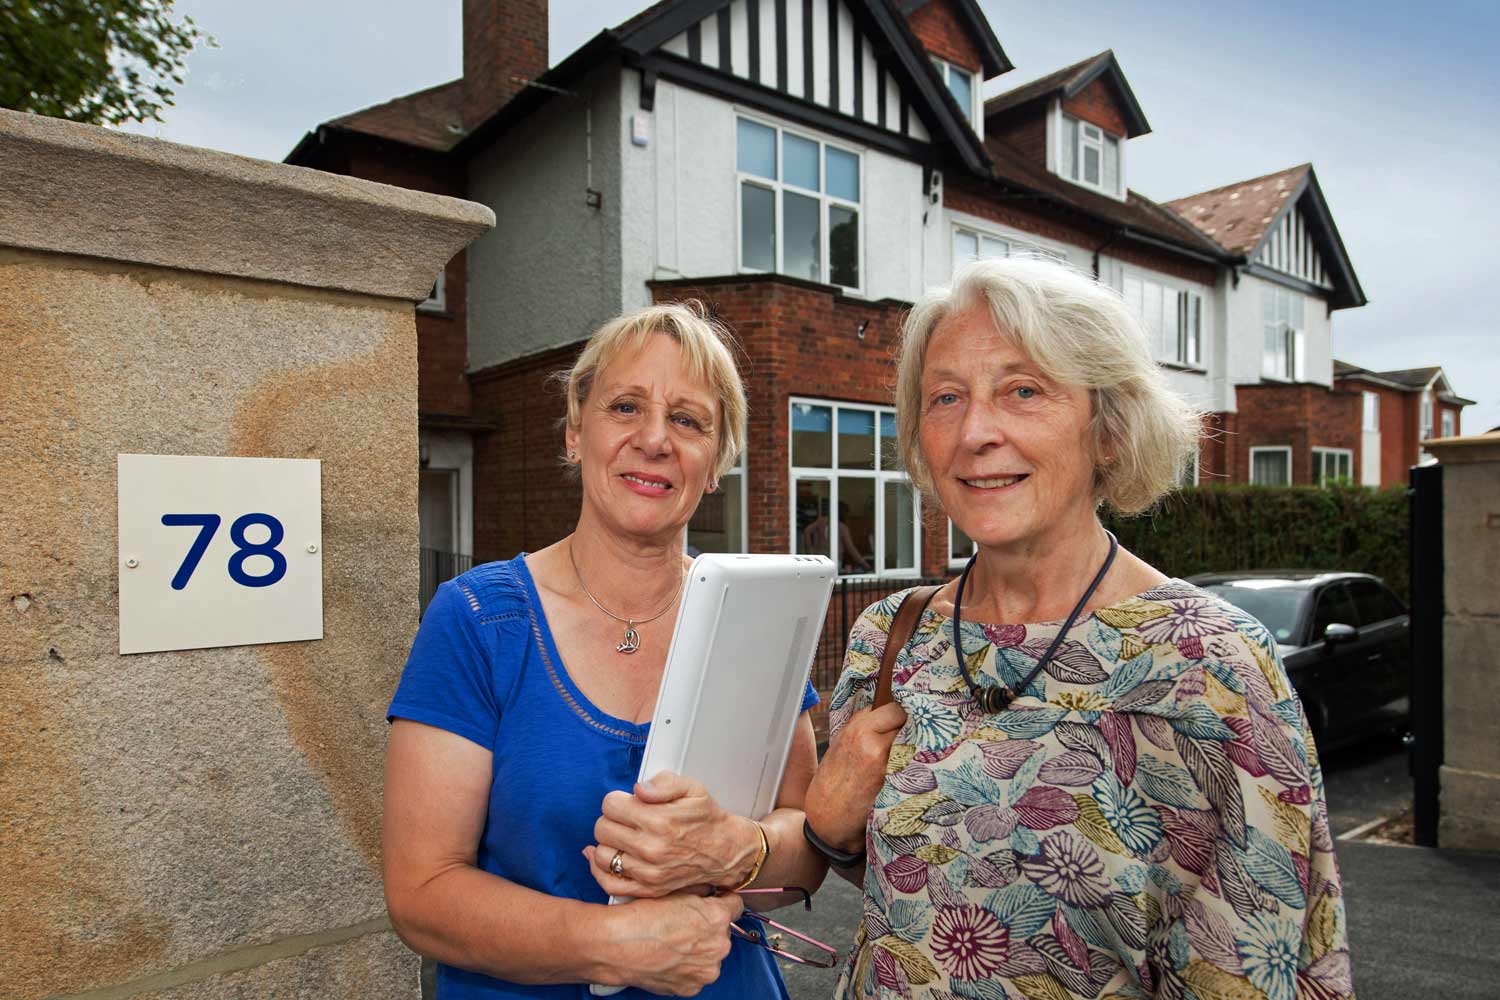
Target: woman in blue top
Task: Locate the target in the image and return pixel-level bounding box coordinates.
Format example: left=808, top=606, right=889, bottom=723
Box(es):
left=384, top=302, right=828, bottom=998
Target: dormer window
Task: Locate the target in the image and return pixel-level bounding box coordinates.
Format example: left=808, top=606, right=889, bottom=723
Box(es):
left=932, top=57, right=977, bottom=128
left=1058, top=113, right=1121, bottom=197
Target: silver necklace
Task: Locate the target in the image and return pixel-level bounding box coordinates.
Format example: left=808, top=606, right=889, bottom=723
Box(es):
left=568, top=542, right=685, bottom=654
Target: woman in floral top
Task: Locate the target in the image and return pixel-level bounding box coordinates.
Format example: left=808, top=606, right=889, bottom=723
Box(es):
left=803, top=258, right=1353, bottom=1000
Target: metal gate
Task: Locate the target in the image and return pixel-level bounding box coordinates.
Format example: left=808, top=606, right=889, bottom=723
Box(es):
left=1408, top=463, right=1443, bottom=847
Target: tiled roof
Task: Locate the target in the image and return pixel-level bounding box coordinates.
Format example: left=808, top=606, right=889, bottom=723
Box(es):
left=1376, top=366, right=1442, bottom=388
left=983, top=52, right=1107, bottom=117
left=981, top=139, right=1225, bottom=258
left=1163, top=164, right=1309, bottom=256
left=325, top=79, right=467, bottom=152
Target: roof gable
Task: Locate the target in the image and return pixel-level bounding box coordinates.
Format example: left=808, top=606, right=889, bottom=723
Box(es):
left=895, top=0, right=1010, bottom=77
left=1167, top=165, right=1366, bottom=310
left=984, top=51, right=1149, bottom=138
left=619, top=0, right=992, bottom=172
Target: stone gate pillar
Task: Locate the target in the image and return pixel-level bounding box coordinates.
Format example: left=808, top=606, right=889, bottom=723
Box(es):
left=1426, top=433, right=1500, bottom=851
left=0, top=109, right=493, bottom=999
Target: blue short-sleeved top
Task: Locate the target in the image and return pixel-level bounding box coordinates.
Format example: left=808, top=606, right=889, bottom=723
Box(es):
left=389, top=555, right=819, bottom=999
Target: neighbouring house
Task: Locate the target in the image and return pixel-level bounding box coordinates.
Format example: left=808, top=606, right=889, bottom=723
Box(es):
left=289, top=0, right=1397, bottom=601
left=1165, top=164, right=1369, bottom=488
left=1333, top=362, right=1474, bottom=485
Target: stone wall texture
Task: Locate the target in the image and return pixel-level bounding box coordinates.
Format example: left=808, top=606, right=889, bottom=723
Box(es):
left=1430, top=437, right=1500, bottom=851
left=0, top=110, right=492, bottom=1000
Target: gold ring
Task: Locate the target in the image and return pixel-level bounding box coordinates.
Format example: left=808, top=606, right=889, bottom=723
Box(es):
left=609, top=850, right=627, bottom=877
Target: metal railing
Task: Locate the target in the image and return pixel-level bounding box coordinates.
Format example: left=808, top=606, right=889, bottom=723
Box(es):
left=810, top=574, right=948, bottom=693
left=420, top=548, right=474, bottom=614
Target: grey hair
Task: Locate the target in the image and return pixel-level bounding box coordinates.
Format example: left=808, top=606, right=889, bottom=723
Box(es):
left=895, top=256, right=1202, bottom=515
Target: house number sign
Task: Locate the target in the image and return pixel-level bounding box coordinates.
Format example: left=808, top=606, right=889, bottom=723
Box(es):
left=117, top=454, right=323, bottom=654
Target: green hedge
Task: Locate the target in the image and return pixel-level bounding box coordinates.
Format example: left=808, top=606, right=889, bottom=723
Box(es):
left=1102, top=485, right=1411, bottom=601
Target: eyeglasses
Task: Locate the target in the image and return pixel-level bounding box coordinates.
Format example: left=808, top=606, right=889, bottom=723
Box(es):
left=724, top=887, right=839, bottom=969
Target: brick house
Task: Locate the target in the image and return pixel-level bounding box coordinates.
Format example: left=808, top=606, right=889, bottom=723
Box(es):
left=287, top=0, right=1399, bottom=595
left=1332, top=362, right=1473, bottom=485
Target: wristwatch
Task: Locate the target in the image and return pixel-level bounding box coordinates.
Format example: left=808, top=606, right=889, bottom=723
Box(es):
left=802, top=817, right=866, bottom=868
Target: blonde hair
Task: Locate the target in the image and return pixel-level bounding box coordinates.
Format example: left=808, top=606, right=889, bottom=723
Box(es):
left=896, top=256, right=1202, bottom=515
left=559, top=301, right=748, bottom=480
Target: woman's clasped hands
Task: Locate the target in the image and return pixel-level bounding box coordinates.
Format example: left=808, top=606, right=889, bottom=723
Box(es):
left=584, top=771, right=762, bottom=898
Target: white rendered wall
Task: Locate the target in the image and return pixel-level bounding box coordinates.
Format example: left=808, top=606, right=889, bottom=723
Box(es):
left=621, top=75, right=927, bottom=304
left=466, top=65, right=626, bottom=370
left=1223, top=272, right=1334, bottom=392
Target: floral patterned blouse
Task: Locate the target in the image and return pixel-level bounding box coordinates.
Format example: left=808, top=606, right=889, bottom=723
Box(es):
left=827, top=579, right=1354, bottom=1000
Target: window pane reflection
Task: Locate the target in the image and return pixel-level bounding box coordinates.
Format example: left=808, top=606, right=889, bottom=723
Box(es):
left=784, top=191, right=821, bottom=282
left=883, top=481, right=915, bottom=571
left=791, top=403, right=832, bottom=466
left=838, top=409, right=875, bottom=470
left=795, top=479, right=831, bottom=558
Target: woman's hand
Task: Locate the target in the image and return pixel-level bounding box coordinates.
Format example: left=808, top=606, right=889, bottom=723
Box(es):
left=586, top=772, right=761, bottom=898
left=803, top=701, right=908, bottom=852
left=599, top=892, right=744, bottom=996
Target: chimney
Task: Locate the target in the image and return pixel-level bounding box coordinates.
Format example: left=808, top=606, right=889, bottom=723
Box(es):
left=463, top=0, right=549, bottom=131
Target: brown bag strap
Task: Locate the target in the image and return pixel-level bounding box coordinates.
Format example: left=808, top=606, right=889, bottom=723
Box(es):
left=874, top=586, right=942, bottom=708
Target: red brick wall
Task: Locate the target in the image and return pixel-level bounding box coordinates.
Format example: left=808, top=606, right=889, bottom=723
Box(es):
left=905, top=0, right=983, bottom=74
left=469, top=342, right=585, bottom=561
left=1061, top=76, right=1130, bottom=138
left=1230, top=383, right=1362, bottom=484
left=986, top=111, right=1048, bottom=167
left=463, top=0, right=548, bottom=129
left=341, top=141, right=472, bottom=418
left=946, top=176, right=1219, bottom=286
left=416, top=254, right=472, bottom=417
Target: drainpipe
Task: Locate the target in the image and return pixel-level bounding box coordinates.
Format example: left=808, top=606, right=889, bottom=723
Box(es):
left=1092, top=229, right=1124, bottom=280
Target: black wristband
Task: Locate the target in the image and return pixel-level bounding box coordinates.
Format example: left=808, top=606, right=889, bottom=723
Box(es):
left=802, top=817, right=866, bottom=868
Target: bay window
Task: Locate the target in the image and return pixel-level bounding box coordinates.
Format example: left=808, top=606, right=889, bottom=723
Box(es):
left=1262, top=287, right=1305, bottom=381
left=791, top=399, right=918, bottom=576
left=737, top=117, right=861, bottom=290
left=1059, top=114, right=1121, bottom=196
left=1312, top=448, right=1352, bottom=487
left=933, top=57, right=977, bottom=126
left=1123, top=275, right=1202, bottom=367
left=1250, top=446, right=1292, bottom=486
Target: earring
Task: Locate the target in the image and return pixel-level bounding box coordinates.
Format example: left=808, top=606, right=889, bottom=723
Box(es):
left=568, top=451, right=577, bottom=461
left=707, top=481, right=718, bottom=493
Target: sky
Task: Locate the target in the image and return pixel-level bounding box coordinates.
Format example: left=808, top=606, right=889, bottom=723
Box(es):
left=120, top=0, right=1499, bottom=433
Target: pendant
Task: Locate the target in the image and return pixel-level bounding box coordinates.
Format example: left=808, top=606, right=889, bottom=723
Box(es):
left=617, top=624, right=641, bottom=654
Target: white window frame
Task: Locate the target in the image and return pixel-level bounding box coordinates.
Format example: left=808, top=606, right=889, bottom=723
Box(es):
left=685, top=451, right=749, bottom=554
left=1054, top=108, right=1124, bottom=200
left=931, top=56, right=980, bottom=134
left=948, top=519, right=976, bottom=570
left=1122, top=271, right=1206, bottom=369
left=1249, top=445, right=1293, bottom=486
left=788, top=397, right=920, bottom=578
left=735, top=113, right=864, bottom=294
left=951, top=226, right=1010, bottom=275
left=949, top=211, right=1073, bottom=269
left=1180, top=449, right=1200, bottom=487
left=1362, top=391, right=1380, bottom=432
left=1441, top=409, right=1456, bottom=439
left=1419, top=395, right=1433, bottom=440
left=1312, top=447, right=1353, bottom=488
left=417, top=268, right=447, bottom=313
left=1261, top=286, right=1305, bottom=382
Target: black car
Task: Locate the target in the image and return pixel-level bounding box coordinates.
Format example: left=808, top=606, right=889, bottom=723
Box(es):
left=1186, top=571, right=1410, bottom=749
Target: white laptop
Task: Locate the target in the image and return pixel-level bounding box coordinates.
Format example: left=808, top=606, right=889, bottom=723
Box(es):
left=591, top=553, right=835, bottom=995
